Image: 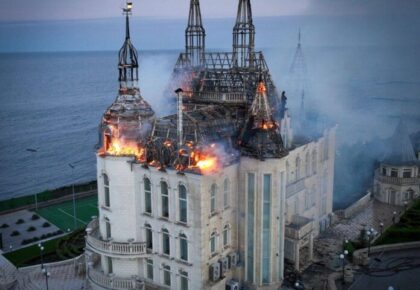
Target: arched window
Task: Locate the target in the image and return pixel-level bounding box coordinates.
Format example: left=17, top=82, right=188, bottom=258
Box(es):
left=210, top=231, right=217, bottom=254
left=144, top=178, right=152, bottom=214
left=305, top=152, right=310, bottom=177
left=104, top=174, right=110, bottom=207
left=223, top=224, right=230, bottom=247
left=162, top=228, right=170, bottom=255
left=179, top=233, right=188, bottom=261
left=295, top=156, right=301, bottom=180
left=161, top=181, right=169, bottom=218
left=210, top=184, right=217, bottom=214
left=178, top=184, right=187, bottom=223
left=223, top=179, right=230, bottom=208
left=312, top=150, right=317, bottom=175
left=145, top=223, right=153, bottom=250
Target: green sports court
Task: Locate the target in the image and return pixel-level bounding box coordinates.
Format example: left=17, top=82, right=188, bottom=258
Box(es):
left=36, top=195, right=98, bottom=231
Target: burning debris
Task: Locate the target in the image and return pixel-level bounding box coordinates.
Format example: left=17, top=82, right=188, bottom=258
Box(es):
left=97, top=0, right=289, bottom=174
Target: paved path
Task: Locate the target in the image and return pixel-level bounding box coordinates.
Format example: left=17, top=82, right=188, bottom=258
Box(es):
left=0, top=210, right=60, bottom=253
left=349, top=249, right=420, bottom=290
left=302, top=199, right=404, bottom=290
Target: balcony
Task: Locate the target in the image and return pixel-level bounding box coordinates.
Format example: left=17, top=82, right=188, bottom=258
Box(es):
left=285, top=215, right=313, bottom=240
left=87, top=265, right=144, bottom=290
left=374, top=169, right=420, bottom=186
left=86, top=219, right=148, bottom=258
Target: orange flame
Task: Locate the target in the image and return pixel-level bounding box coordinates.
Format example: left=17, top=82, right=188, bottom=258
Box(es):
left=106, top=138, right=144, bottom=160
left=257, top=81, right=267, bottom=94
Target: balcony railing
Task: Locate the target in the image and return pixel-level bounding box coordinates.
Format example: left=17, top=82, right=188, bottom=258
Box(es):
left=285, top=215, right=313, bottom=240
left=374, top=169, right=420, bottom=186
left=87, top=266, right=144, bottom=290
left=86, top=219, right=148, bottom=258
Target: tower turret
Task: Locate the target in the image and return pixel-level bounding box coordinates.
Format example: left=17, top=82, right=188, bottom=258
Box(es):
left=233, top=0, right=255, bottom=68
left=239, top=79, right=287, bottom=159
left=118, top=2, right=139, bottom=89
left=185, top=0, right=206, bottom=67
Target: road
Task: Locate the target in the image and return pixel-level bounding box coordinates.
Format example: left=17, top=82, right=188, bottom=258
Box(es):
left=349, top=248, right=420, bottom=290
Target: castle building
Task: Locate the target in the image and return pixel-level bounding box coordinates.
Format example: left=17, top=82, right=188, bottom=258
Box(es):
left=85, top=1, right=336, bottom=289
left=373, top=120, right=420, bottom=206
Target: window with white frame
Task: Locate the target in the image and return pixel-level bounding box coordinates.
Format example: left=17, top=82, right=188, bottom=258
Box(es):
left=103, top=174, right=110, bottom=207
left=179, top=270, right=188, bottom=290
left=223, top=179, right=230, bottom=208
left=146, top=259, right=153, bottom=280
left=162, top=228, right=170, bottom=255
left=223, top=224, right=230, bottom=247
left=144, top=178, right=152, bottom=214
left=178, top=184, right=187, bottom=223
left=163, top=264, right=171, bottom=286
left=161, top=181, right=169, bottom=218
left=145, top=224, right=153, bottom=250
left=179, top=233, right=188, bottom=261
left=210, top=231, right=217, bottom=255
left=210, top=183, right=217, bottom=214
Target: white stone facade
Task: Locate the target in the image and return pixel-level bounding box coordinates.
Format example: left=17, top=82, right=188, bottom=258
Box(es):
left=86, top=127, right=336, bottom=290
left=373, top=164, right=419, bottom=206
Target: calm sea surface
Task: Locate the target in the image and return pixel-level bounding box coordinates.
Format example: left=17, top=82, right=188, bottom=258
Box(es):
left=0, top=45, right=419, bottom=202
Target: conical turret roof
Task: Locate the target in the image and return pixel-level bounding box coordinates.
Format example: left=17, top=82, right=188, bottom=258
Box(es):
left=383, top=119, right=418, bottom=166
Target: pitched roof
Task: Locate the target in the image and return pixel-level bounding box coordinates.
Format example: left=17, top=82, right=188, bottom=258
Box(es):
left=383, top=119, right=418, bottom=166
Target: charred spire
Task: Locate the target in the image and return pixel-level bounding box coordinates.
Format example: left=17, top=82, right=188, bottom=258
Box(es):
left=233, top=0, right=255, bottom=68
left=186, top=0, right=206, bottom=67
left=239, top=78, right=287, bottom=159
left=118, top=2, right=139, bottom=88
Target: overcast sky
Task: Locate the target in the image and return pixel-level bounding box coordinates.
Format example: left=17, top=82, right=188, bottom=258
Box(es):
left=0, top=0, right=419, bottom=22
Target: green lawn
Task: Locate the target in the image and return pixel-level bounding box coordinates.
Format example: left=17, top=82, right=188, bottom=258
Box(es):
left=375, top=200, right=420, bottom=246
left=36, top=196, right=98, bottom=231
left=4, top=229, right=85, bottom=267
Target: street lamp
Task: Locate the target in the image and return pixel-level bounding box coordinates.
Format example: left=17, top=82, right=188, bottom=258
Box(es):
left=38, top=243, right=44, bottom=269
left=339, top=253, right=345, bottom=284
left=42, top=267, right=50, bottom=290
left=379, top=222, right=384, bottom=235
left=366, top=228, right=375, bottom=256
left=392, top=211, right=397, bottom=224
left=68, top=163, right=77, bottom=230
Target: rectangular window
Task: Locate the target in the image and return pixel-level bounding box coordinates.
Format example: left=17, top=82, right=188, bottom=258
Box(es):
left=107, top=256, right=113, bottom=274
left=403, top=169, right=412, bottom=178
left=179, top=186, right=188, bottom=223
left=279, top=172, right=285, bottom=279
left=104, top=187, right=110, bottom=207
left=146, top=259, right=153, bottom=280
left=382, top=167, right=387, bottom=176
left=162, top=231, right=170, bottom=255
left=144, top=179, right=152, bottom=214
left=180, top=271, right=188, bottom=290
left=163, top=265, right=171, bottom=286
left=391, top=169, right=398, bottom=177
left=247, top=173, right=255, bottom=283
left=161, top=182, right=169, bottom=218
left=146, top=227, right=153, bottom=250
left=262, top=174, right=271, bottom=284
